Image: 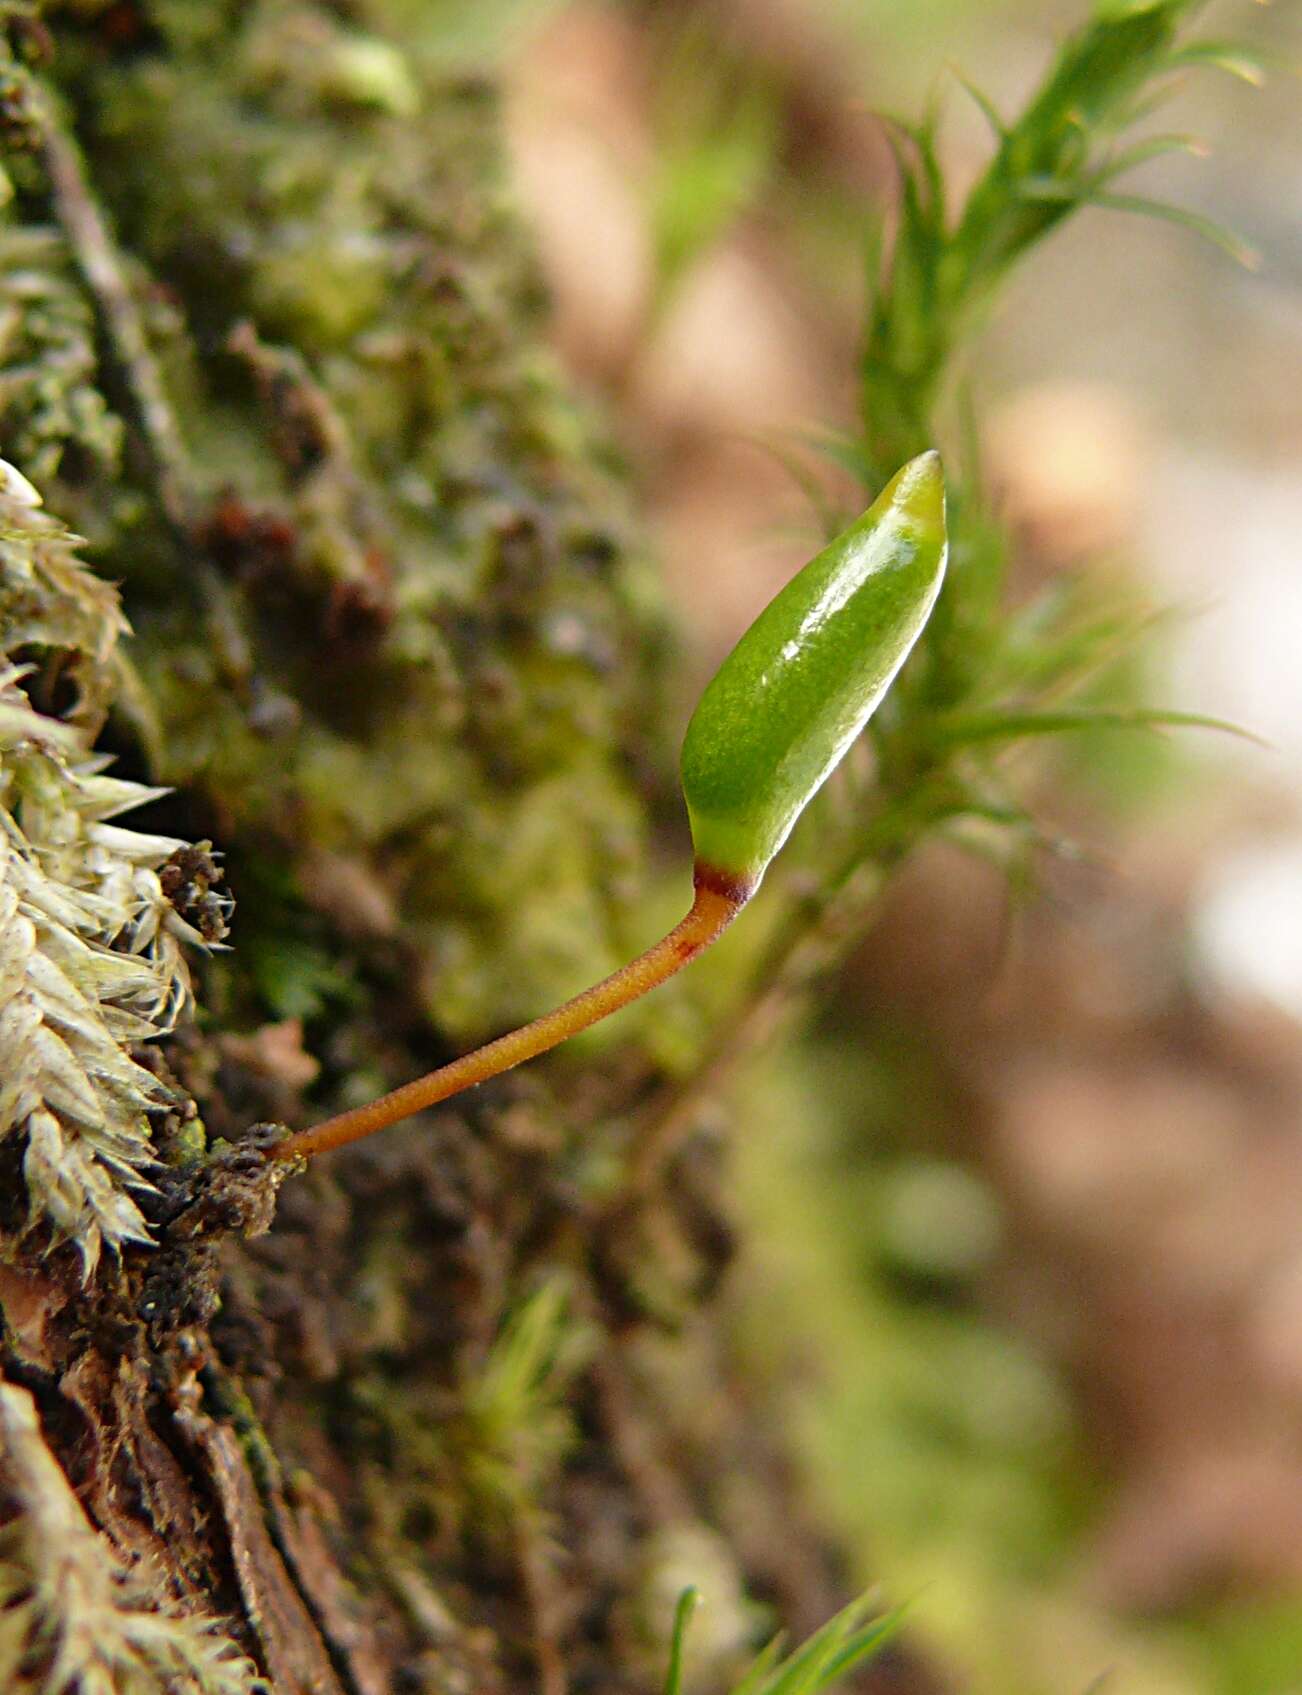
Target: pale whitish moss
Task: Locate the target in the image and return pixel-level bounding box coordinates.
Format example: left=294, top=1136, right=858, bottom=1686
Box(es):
left=0, top=1381, right=266, bottom=1695
left=0, top=469, right=205, bottom=1275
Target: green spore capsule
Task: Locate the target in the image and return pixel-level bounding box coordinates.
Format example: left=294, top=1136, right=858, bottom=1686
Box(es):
left=681, top=450, right=947, bottom=892
left=275, top=452, right=946, bottom=1163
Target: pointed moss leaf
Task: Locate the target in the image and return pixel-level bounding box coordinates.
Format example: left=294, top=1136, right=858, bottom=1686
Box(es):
left=662, top=1588, right=701, bottom=1695
left=680, top=453, right=947, bottom=886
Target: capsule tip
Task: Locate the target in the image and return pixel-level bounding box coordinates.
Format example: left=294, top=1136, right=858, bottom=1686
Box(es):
left=888, top=449, right=946, bottom=544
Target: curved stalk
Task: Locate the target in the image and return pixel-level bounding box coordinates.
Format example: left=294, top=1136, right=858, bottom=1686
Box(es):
left=273, top=451, right=946, bottom=1166
left=272, top=867, right=750, bottom=1162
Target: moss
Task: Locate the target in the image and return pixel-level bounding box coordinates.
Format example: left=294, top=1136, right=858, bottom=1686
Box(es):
left=0, top=1381, right=265, bottom=1695
left=25, top=1, right=670, bottom=1071
left=0, top=224, right=123, bottom=491
left=0, top=7, right=860, bottom=1692
left=0, top=471, right=217, bottom=1273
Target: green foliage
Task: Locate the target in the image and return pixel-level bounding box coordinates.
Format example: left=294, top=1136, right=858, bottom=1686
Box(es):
left=859, top=0, right=1259, bottom=481
left=457, top=1278, right=589, bottom=1531
left=340, top=1277, right=589, bottom=1585
left=662, top=1587, right=700, bottom=1695
left=747, top=0, right=1262, bottom=914
left=663, top=1587, right=901, bottom=1695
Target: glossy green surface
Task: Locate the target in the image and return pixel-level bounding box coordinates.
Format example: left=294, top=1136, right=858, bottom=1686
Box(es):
left=680, top=452, right=947, bottom=882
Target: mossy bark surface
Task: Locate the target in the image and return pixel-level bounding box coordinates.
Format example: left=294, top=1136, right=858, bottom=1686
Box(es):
left=0, top=6, right=940, bottom=1692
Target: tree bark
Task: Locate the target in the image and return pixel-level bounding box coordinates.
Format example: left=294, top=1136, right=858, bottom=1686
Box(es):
left=0, top=7, right=941, bottom=1692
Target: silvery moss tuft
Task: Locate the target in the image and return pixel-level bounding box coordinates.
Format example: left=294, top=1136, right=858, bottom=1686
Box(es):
left=0, top=1383, right=265, bottom=1695
left=0, top=460, right=208, bottom=1277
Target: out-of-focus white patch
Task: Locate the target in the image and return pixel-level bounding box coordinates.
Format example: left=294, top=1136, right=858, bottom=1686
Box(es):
left=0, top=458, right=43, bottom=507
left=1144, top=450, right=1302, bottom=778
left=1193, top=837, right=1302, bottom=1022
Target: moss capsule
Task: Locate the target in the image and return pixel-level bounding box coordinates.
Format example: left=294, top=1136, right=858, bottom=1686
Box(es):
left=275, top=453, right=947, bottom=1161
left=680, top=450, right=947, bottom=892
